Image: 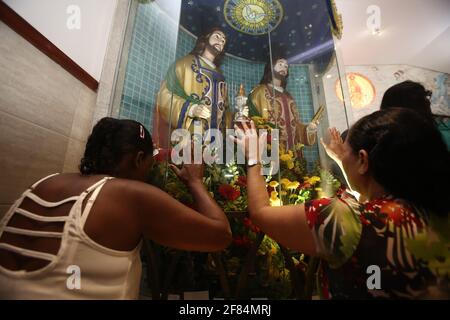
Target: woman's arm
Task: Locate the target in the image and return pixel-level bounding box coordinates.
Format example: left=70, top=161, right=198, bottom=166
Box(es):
left=246, top=165, right=316, bottom=254
left=131, top=163, right=231, bottom=252
left=320, top=128, right=357, bottom=196
left=234, top=121, right=317, bottom=254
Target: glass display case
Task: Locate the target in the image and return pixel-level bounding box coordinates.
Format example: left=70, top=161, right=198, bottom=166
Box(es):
left=110, top=0, right=352, bottom=299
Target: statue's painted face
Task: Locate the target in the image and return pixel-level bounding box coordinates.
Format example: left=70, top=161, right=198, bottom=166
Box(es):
left=208, top=31, right=227, bottom=54
left=274, top=59, right=288, bottom=77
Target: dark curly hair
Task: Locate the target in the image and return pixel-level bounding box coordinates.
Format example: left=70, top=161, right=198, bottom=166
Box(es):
left=79, top=118, right=153, bottom=175
left=189, top=27, right=226, bottom=67
left=347, top=108, right=450, bottom=216
left=380, top=81, right=433, bottom=117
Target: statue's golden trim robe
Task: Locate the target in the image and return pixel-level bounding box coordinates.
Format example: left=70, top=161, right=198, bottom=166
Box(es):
left=153, top=54, right=229, bottom=148
left=249, top=84, right=313, bottom=150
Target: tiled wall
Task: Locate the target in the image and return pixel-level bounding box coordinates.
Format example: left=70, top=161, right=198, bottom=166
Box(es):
left=119, top=2, right=179, bottom=129
left=0, top=22, right=98, bottom=218
left=119, top=3, right=319, bottom=171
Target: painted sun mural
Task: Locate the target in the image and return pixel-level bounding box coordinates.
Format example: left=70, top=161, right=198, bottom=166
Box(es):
left=336, top=73, right=376, bottom=109
left=224, top=0, right=284, bottom=35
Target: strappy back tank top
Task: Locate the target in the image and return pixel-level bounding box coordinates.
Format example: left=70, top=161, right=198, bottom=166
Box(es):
left=0, top=174, right=142, bottom=299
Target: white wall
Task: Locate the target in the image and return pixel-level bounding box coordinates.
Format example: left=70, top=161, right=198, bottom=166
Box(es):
left=0, top=21, right=98, bottom=218
left=4, top=0, right=118, bottom=81
left=335, top=0, right=450, bottom=74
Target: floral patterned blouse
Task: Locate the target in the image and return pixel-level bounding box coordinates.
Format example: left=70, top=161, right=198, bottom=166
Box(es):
left=305, top=191, right=450, bottom=299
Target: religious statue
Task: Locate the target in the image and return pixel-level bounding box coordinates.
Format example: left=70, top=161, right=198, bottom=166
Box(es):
left=153, top=27, right=231, bottom=148
left=248, top=56, right=319, bottom=152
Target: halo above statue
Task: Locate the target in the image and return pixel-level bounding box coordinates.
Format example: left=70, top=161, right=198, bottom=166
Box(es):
left=224, top=0, right=284, bottom=35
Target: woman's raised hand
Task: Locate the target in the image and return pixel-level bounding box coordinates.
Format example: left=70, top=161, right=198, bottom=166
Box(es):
left=170, top=163, right=204, bottom=187
left=232, top=120, right=266, bottom=163
left=320, top=127, right=345, bottom=164
left=169, top=142, right=204, bottom=186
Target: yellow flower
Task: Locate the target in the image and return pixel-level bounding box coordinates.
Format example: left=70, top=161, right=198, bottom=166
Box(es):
left=287, top=181, right=300, bottom=190
left=269, top=180, right=279, bottom=188
left=280, top=178, right=291, bottom=186
left=270, top=198, right=281, bottom=207
left=251, top=116, right=263, bottom=123
left=288, top=150, right=294, bottom=158
left=314, top=187, right=322, bottom=191
left=280, top=153, right=292, bottom=162
left=270, top=191, right=279, bottom=200
left=270, top=191, right=281, bottom=206
left=280, top=190, right=287, bottom=196
left=287, top=160, right=294, bottom=169
left=307, top=176, right=321, bottom=185
left=269, top=245, right=278, bottom=255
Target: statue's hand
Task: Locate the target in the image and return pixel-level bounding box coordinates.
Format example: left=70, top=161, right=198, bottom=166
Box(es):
left=306, top=122, right=318, bottom=134
left=188, top=104, right=211, bottom=120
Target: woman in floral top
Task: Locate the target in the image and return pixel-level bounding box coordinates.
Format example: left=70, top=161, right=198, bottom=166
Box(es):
left=233, top=108, right=450, bottom=299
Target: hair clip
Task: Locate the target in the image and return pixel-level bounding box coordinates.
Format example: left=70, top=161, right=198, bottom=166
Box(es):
left=140, top=125, right=145, bottom=139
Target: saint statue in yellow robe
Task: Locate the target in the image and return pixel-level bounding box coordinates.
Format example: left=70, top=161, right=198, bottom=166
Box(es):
left=153, top=28, right=230, bottom=148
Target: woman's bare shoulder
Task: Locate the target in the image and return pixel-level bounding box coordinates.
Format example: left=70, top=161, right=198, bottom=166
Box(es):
left=33, top=173, right=167, bottom=203
left=103, top=178, right=172, bottom=204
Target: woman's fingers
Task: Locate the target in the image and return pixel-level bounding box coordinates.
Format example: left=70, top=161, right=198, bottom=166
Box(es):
left=169, top=164, right=181, bottom=177
left=241, top=120, right=250, bottom=132
left=234, top=125, right=245, bottom=139
left=250, top=120, right=256, bottom=132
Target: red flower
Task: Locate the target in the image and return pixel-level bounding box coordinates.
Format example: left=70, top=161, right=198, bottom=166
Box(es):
left=233, top=237, right=242, bottom=246
left=243, top=217, right=252, bottom=227
left=236, top=175, right=247, bottom=187
left=232, top=235, right=250, bottom=247
left=218, top=184, right=241, bottom=201
left=243, top=217, right=261, bottom=233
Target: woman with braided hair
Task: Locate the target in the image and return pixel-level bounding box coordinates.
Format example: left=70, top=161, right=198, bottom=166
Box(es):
left=0, top=117, right=231, bottom=299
